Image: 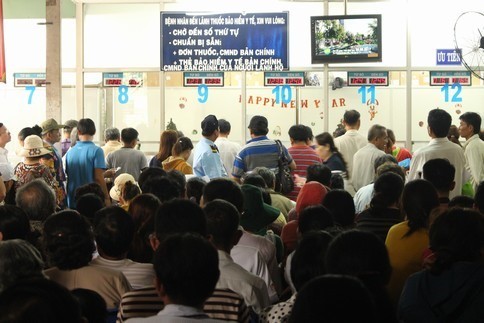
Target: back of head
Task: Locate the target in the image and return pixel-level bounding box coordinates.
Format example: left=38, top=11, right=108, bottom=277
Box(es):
left=76, top=193, right=104, bottom=222
left=202, top=178, right=244, bottom=213
left=75, top=182, right=106, bottom=204
left=43, top=210, right=95, bottom=270
left=290, top=231, right=333, bottom=291
left=172, top=136, right=193, bottom=156
left=306, top=164, right=332, bottom=187
left=166, top=170, right=186, bottom=198
left=459, top=112, right=481, bottom=136
left=71, top=288, right=107, bottom=323
left=155, top=199, right=207, bottom=241
left=153, top=233, right=220, bottom=307
left=315, top=132, right=337, bottom=151
left=326, top=230, right=392, bottom=285
left=371, top=172, right=404, bottom=208
left=201, top=115, right=219, bottom=137
left=448, top=195, right=475, bottom=208
left=375, top=162, right=406, bottom=182
left=77, top=118, right=96, bottom=136
left=323, top=189, right=356, bottom=228
left=288, top=125, right=309, bottom=142
left=242, top=173, right=267, bottom=188
left=121, top=127, right=139, bottom=144
left=248, top=115, right=269, bottom=136
left=429, top=208, right=484, bottom=274
left=138, top=167, right=167, bottom=189
left=141, top=176, right=180, bottom=203
left=343, top=110, right=361, bottom=126
left=296, top=181, right=328, bottom=215
left=252, top=167, right=276, bottom=190
left=298, top=205, right=334, bottom=235
left=428, top=108, right=452, bottom=137
left=386, top=129, right=396, bottom=146
left=186, top=177, right=206, bottom=204
left=157, top=130, right=178, bottom=161
left=423, top=158, right=456, bottom=192
left=447, top=125, right=461, bottom=144
left=104, top=127, right=120, bottom=141
left=15, top=179, right=56, bottom=222
left=475, top=181, right=484, bottom=213
left=18, top=127, right=40, bottom=142
left=204, top=199, right=240, bottom=249
left=218, top=119, right=231, bottom=134
left=0, top=239, right=44, bottom=293
left=402, top=179, right=439, bottom=237
left=0, top=278, right=84, bottom=323
left=94, top=206, right=135, bottom=258
left=373, top=155, right=397, bottom=173
left=288, top=275, right=376, bottom=323
left=367, top=124, right=387, bottom=142
left=0, top=205, right=30, bottom=240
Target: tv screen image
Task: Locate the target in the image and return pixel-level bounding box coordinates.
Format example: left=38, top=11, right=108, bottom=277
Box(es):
left=311, top=14, right=382, bottom=64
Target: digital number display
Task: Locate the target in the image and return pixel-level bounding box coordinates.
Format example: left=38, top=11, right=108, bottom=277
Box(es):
left=205, top=78, right=221, bottom=84
left=285, top=78, right=303, bottom=85
left=186, top=78, right=203, bottom=84
left=105, top=79, right=122, bottom=85
left=267, top=78, right=284, bottom=84
left=433, top=78, right=449, bottom=84
left=350, top=78, right=367, bottom=84
left=369, top=78, right=387, bottom=84
left=451, top=78, right=469, bottom=84
left=17, top=79, right=33, bottom=85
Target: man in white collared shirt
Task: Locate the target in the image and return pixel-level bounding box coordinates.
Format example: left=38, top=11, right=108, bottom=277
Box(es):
left=459, top=112, right=484, bottom=193
left=0, top=123, right=14, bottom=201
left=408, top=109, right=468, bottom=199
left=214, top=119, right=241, bottom=175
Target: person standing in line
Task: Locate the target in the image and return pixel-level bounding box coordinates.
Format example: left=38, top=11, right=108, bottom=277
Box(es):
left=193, top=115, right=227, bottom=180
left=61, top=120, right=78, bottom=157
left=214, top=119, right=241, bottom=176
left=0, top=123, right=13, bottom=202
left=101, top=127, right=123, bottom=158
left=458, top=112, right=484, bottom=193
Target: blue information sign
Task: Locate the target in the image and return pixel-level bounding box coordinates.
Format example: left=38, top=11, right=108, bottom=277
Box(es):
left=161, top=12, right=289, bottom=72
left=436, top=49, right=462, bottom=65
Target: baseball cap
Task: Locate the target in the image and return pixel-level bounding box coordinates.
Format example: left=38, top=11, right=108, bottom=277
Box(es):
left=201, top=115, right=219, bottom=135
left=41, top=118, right=65, bottom=135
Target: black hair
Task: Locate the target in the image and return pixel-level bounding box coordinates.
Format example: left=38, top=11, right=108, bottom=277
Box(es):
left=73, top=193, right=104, bottom=223
left=298, top=205, right=334, bottom=235
left=204, top=199, right=240, bottom=248
left=138, top=167, right=167, bottom=189
left=172, top=137, right=193, bottom=156
left=94, top=206, right=135, bottom=258
left=475, top=181, right=484, bottom=213
left=43, top=210, right=95, bottom=270
left=329, top=173, right=344, bottom=190
left=203, top=178, right=244, bottom=213
left=0, top=278, right=84, bottom=323
left=242, top=173, right=267, bottom=188
left=386, top=129, right=396, bottom=145
left=305, top=125, right=314, bottom=141
left=343, top=110, right=361, bottom=126
left=121, top=127, right=139, bottom=143
left=141, top=176, right=180, bottom=203
left=290, top=231, right=333, bottom=291
left=71, top=289, right=107, bottom=323
left=121, top=181, right=141, bottom=203
left=428, top=108, right=452, bottom=138
left=288, top=275, right=376, bottom=323
left=166, top=170, right=186, bottom=198
left=373, top=154, right=397, bottom=173
left=315, top=132, right=348, bottom=170
left=77, top=118, right=96, bottom=136
left=448, top=195, right=475, bottom=208
left=155, top=199, right=207, bottom=241
left=402, top=179, right=439, bottom=237
left=288, top=125, right=309, bottom=142
left=218, top=119, right=231, bottom=134
left=186, top=177, right=206, bottom=205
left=251, top=167, right=276, bottom=189
left=0, top=205, right=30, bottom=240
left=367, top=124, right=387, bottom=141
left=18, top=127, right=41, bottom=141
left=370, top=172, right=404, bottom=209
left=459, top=112, right=481, bottom=135
left=429, top=208, right=484, bottom=275
left=306, top=164, right=332, bottom=187
left=74, top=182, right=105, bottom=203
left=153, top=233, right=219, bottom=307
left=423, top=158, right=455, bottom=192
left=323, top=189, right=356, bottom=229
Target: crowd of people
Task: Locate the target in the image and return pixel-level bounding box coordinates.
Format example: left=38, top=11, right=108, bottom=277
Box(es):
left=0, top=108, right=483, bottom=322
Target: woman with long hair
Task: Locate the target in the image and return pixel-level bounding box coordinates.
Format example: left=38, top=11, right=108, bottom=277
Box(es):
left=315, top=132, right=347, bottom=175
left=161, top=136, right=194, bottom=174
left=149, top=130, right=178, bottom=168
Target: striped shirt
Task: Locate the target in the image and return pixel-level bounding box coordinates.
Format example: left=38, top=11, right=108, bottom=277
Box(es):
left=117, top=287, right=250, bottom=323
left=232, top=136, right=293, bottom=179
left=286, top=145, right=322, bottom=201
left=355, top=207, right=403, bottom=241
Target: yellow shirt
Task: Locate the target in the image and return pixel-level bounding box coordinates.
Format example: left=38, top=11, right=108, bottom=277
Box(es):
left=385, top=221, right=429, bottom=304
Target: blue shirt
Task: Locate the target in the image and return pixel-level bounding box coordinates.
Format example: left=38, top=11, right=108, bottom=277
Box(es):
left=65, top=141, right=106, bottom=208
left=193, top=137, right=227, bottom=179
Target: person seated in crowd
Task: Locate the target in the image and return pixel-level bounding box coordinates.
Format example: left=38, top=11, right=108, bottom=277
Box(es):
left=385, top=179, right=440, bottom=304
left=322, top=189, right=356, bottom=230
left=261, top=231, right=333, bottom=323
left=109, top=173, right=140, bottom=211
left=71, top=288, right=107, bottom=323
left=141, top=176, right=180, bottom=203
left=475, top=181, right=484, bottom=213
left=126, top=233, right=225, bottom=323
left=161, top=136, right=194, bottom=174
left=399, top=208, right=484, bottom=322
left=422, top=158, right=456, bottom=206
left=117, top=199, right=250, bottom=323
left=166, top=169, right=187, bottom=198
left=42, top=210, right=131, bottom=309
left=0, top=239, right=45, bottom=293
left=0, top=278, right=85, bottom=323
left=355, top=172, right=404, bottom=241
left=448, top=195, right=475, bottom=208
left=288, top=275, right=377, bottom=323
left=91, top=206, right=156, bottom=290
left=315, top=132, right=347, bottom=174
left=186, top=177, right=206, bottom=204
left=326, top=230, right=397, bottom=323
left=76, top=193, right=104, bottom=224
left=137, top=167, right=166, bottom=189
left=204, top=199, right=271, bottom=314
left=305, top=164, right=332, bottom=191
left=0, top=205, right=31, bottom=242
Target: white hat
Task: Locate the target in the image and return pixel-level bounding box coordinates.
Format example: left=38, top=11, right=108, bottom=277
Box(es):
left=109, top=173, right=137, bottom=201
left=17, top=135, right=52, bottom=158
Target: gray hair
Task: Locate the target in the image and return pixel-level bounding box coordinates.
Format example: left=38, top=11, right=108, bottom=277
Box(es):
left=252, top=167, right=276, bottom=189
left=0, top=239, right=45, bottom=293
left=16, top=179, right=56, bottom=221
left=104, top=127, right=120, bottom=141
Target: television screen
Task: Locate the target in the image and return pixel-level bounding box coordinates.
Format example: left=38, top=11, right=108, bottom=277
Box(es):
left=311, top=14, right=382, bottom=64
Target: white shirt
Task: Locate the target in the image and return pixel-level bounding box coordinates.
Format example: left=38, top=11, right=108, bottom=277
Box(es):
left=0, top=147, right=15, bottom=180
left=334, top=130, right=367, bottom=178
left=126, top=304, right=225, bottom=322
left=90, top=256, right=156, bottom=290
left=354, top=183, right=374, bottom=214
left=352, top=143, right=386, bottom=192
left=462, top=134, right=484, bottom=192
left=408, top=137, right=468, bottom=199
left=214, top=137, right=241, bottom=175
left=216, top=250, right=270, bottom=314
